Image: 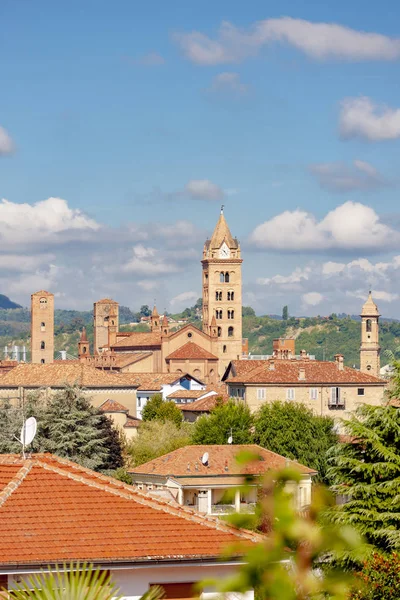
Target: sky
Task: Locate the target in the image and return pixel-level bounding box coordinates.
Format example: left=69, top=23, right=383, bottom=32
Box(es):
left=1, top=0, right=400, bottom=316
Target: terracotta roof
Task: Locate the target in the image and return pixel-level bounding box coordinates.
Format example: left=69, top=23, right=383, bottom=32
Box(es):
left=111, top=332, right=162, bottom=349
left=0, top=453, right=260, bottom=566
left=166, top=342, right=218, bottom=361
left=95, top=298, right=118, bottom=304
left=124, top=416, right=142, bottom=428
left=224, top=359, right=386, bottom=385
left=167, top=390, right=206, bottom=400
left=99, top=399, right=129, bottom=413
left=0, top=363, right=139, bottom=388
left=118, top=372, right=186, bottom=391
left=107, top=352, right=153, bottom=368
left=207, top=212, right=238, bottom=250
left=132, top=445, right=316, bottom=477
left=177, top=393, right=222, bottom=413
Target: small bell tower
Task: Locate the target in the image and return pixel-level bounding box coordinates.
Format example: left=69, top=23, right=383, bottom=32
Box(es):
left=360, top=291, right=381, bottom=377
left=151, top=305, right=161, bottom=332
left=78, top=327, right=90, bottom=361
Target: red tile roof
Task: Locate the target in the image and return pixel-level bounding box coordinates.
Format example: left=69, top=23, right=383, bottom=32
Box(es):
left=224, top=359, right=386, bottom=385
left=0, top=454, right=260, bottom=566
left=167, top=389, right=206, bottom=400
left=119, top=372, right=187, bottom=391
left=166, top=342, right=218, bottom=361
left=111, top=332, right=162, bottom=349
left=99, top=399, right=129, bottom=413
left=132, top=445, right=316, bottom=477
left=95, top=298, right=118, bottom=304
left=124, top=416, right=142, bottom=428
left=177, top=394, right=221, bottom=413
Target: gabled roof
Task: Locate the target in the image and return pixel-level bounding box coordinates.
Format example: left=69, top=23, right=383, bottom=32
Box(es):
left=167, top=323, right=212, bottom=343
left=177, top=393, right=222, bottom=413
left=124, top=416, right=142, bottom=428
left=167, top=389, right=206, bottom=400
left=132, top=444, right=316, bottom=477
left=111, top=332, right=162, bottom=349
left=0, top=453, right=260, bottom=566
left=223, top=359, right=386, bottom=385
left=166, top=341, right=218, bottom=361
left=31, top=290, right=53, bottom=297
left=0, top=363, right=139, bottom=388
left=106, top=351, right=153, bottom=368
left=118, top=372, right=192, bottom=391
left=99, top=399, right=129, bottom=413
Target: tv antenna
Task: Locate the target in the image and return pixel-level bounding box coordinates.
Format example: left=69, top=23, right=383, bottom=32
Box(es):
left=19, top=417, right=37, bottom=459
left=201, top=452, right=209, bottom=466
left=227, top=428, right=233, bottom=444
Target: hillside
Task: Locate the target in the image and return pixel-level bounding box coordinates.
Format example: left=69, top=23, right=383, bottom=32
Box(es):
left=0, top=302, right=399, bottom=367
left=0, top=295, right=21, bottom=310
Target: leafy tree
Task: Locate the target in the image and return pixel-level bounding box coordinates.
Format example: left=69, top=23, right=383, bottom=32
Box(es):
left=142, top=393, right=183, bottom=426
left=350, top=552, right=400, bottom=599
left=127, top=421, right=192, bottom=466
left=191, top=400, right=253, bottom=445
left=282, top=305, right=289, bottom=320
left=327, top=403, right=400, bottom=553
left=242, top=306, right=256, bottom=317
left=139, top=305, right=151, bottom=317
left=253, top=402, right=337, bottom=482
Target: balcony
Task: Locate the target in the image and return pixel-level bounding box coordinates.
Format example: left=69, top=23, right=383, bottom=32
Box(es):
left=211, top=502, right=256, bottom=515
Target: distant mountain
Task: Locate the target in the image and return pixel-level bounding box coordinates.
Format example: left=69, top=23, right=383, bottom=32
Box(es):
left=0, top=295, right=22, bottom=309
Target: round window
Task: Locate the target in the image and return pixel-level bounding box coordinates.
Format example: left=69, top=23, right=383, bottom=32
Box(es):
left=187, top=332, right=192, bottom=338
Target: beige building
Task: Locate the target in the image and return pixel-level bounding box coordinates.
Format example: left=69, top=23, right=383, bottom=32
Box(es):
left=223, top=354, right=386, bottom=421
left=31, top=291, right=54, bottom=364
left=360, top=292, right=381, bottom=378
left=130, top=444, right=316, bottom=514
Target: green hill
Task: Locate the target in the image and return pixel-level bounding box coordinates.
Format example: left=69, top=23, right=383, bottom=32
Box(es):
left=0, top=295, right=22, bottom=309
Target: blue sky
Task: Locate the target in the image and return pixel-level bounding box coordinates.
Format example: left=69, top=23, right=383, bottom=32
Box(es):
left=1, top=0, right=400, bottom=316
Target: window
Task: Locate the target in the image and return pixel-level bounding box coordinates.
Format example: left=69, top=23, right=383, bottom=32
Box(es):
left=40, top=341, right=45, bottom=350
left=41, top=359, right=45, bottom=364
left=357, top=388, right=365, bottom=396
left=137, top=398, right=141, bottom=408
left=225, top=272, right=230, bottom=283
left=366, top=319, right=372, bottom=332
left=41, top=321, right=46, bottom=332
left=216, top=310, right=223, bottom=320
left=104, top=316, right=109, bottom=324
left=223, top=344, right=227, bottom=353
left=228, top=326, right=234, bottom=337
left=257, top=388, right=266, bottom=400
left=187, top=332, right=192, bottom=338
left=227, top=291, right=234, bottom=301
left=0, top=574, right=7, bottom=595
left=309, top=388, right=318, bottom=400
left=329, top=387, right=344, bottom=407
left=150, top=583, right=197, bottom=600
left=39, top=297, right=47, bottom=308
left=215, top=291, right=222, bottom=301
left=227, top=310, right=235, bottom=319
left=220, top=272, right=225, bottom=283
left=217, top=327, right=222, bottom=337
left=286, top=388, right=295, bottom=400
left=230, top=386, right=245, bottom=398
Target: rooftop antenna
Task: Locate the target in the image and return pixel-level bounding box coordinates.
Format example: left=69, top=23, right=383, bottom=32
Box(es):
left=227, top=428, right=233, bottom=444
left=201, top=452, right=209, bottom=467
left=18, top=417, right=37, bottom=459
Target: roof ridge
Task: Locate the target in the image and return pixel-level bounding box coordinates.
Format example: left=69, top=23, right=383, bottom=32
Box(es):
left=0, top=460, right=34, bottom=508
left=34, top=455, right=262, bottom=542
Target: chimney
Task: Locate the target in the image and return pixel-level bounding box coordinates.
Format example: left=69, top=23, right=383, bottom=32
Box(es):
left=335, top=354, right=344, bottom=371
left=300, top=349, right=307, bottom=358
left=298, top=367, right=306, bottom=381
left=269, top=360, right=275, bottom=371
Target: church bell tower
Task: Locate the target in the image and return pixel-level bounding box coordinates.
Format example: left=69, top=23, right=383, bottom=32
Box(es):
left=202, top=207, right=243, bottom=372
left=360, top=291, right=381, bottom=377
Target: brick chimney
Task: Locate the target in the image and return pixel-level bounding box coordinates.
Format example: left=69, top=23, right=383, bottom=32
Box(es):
left=335, top=354, right=344, bottom=371
left=298, top=367, right=306, bottom=381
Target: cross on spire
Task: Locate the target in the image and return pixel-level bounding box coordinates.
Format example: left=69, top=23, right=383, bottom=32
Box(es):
left=220, top=204, right=224, bottom=215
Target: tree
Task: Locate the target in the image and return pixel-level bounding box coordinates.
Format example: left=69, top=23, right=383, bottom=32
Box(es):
left=253, top=402, right=337, bottom=482
left=350, top=552, right=400, bottom=599
left=327, top=403, right=400, bottom=553
left=98, top=415, right=124, bottom=471
left=142, top=394, right=163, bottom=421
left=282, top=305, right=289, bottom=320
left=141, top=394, right=183, bottom=426
left=242, top=306, right=256, bottom=317
left=139, top=305, right=151, bottom=317
left=127, top=421, right=192, bottom=466
left=191, top=400, right=253, bottom=445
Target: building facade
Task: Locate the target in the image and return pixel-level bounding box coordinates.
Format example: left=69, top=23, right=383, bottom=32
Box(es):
left=30, top=290, right=54, bottom=364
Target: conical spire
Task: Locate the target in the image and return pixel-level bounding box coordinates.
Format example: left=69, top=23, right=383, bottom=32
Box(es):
left=210, top=315, right=217, bottom=327
left=208, top=206, right=237, bottom=250
left=80, top=327, right=88, bottom=342
left=361, top=291, right=380, bottom=317
left=162, top=314, right=168, bottom=327
left=152, top=305, right=159, bottom=317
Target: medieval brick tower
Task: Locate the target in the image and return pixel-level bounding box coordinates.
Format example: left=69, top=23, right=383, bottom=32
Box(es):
left=360, top=292, right=381, bottom=377
left=93, top=298, right=119, bottom=354
left=31, top=290, right=54, bottom=364
left=202, top=207, right=243, bottom=372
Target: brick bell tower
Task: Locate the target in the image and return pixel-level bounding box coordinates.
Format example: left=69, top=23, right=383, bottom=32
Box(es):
left=93, top=298, right=119, bottom=354
left=31, top=290, right=54, bottom=364
left=202, top=206, right=243, bottom=373
left=360, top=291, right=381, bottom=377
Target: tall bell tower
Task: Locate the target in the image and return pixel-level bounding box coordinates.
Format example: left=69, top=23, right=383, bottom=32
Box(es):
left=202, top=207, right=243, bottom=373
left=360, top=291, right=381, bottom=377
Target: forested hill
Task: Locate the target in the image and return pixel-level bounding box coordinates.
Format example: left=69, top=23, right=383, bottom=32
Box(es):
left=0, top=301, right=400, bottom=367
left=0, top=295, right=21, bottom=309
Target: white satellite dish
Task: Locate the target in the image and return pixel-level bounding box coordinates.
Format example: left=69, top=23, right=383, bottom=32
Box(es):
left=20, top=417, right=37, bottom=447
left=227, top=436, right=233, bottom=445
left=201, top=452, right=209, bottom=466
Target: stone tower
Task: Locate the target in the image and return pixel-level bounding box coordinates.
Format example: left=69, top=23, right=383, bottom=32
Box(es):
left=78, top=327, right=90, bottom=359
left=93, top=298, right=119, bottom=354
left=202, top=207, right=243, bottom=372
left=360, top=292, right=381, bottom=377
left=31, top=290, right=54, bottom=364
left=150, top=305, right=161, bottom=332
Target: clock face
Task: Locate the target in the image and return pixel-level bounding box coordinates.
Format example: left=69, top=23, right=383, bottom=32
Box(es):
left=219, top=243, right=230, bottom=259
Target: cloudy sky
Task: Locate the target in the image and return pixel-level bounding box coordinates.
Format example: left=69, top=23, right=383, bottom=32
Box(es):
left=2, top=0, right=400, bottom=316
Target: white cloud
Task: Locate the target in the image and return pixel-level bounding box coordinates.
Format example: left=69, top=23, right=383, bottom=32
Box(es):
left=174, top=17, right=400, bottom=65
left=209, top=72, right=248, bottom=95
left=322, top=261, right=346, bottom=276
left=340, top=97, right=400, bottom=141
left=121, top=244, right=180, bottom=276
left=0, top=126, right=15, bottom=156
left=249, top=201, right=400, bottom=252
left=184, top=179, right=224, bottom=201
left=257, top=267, right=311, bottom=286
left=0, top=254, right=55, bottom=272
left=170, top=290, right=198, bottom=308
left=0, top=197, right=100, bottom=246
left=302, top=292, right=323, bottom=306
left=347, top=289, right=399, bottom=302
left=309, top=159, right=387, bottom=192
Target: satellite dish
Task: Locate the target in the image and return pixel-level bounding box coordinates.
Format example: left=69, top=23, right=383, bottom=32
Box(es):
left=20, top=417, right=37, bottom=447
left=227, top=436, right=233, bottom=445
left=201, top=452, right=209, bottom=466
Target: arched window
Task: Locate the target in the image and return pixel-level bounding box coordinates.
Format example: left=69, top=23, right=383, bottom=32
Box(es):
left=224, top=272, right=230, bottom=283
left=217, top=327, right=222, bottom=337
left=104, top=316, right=109, bottom=324
left=41, top=359, right=45, bottom=364
left=231, top=310, right=234, bottom=319
left=209, top=368, right=215, bottom=378
left=39, top=297, right=47, bottom=309
left=366, top=319, right=372, bottom=332
left=40, top=341, right=45, bottom=350
left=220, top=272, right=225, bottom=283
left=215, top=291, right=222, bottom=301
left=223, top=345, right=227, bottom=353
left=227, top=291, right=234, bottom=301
left=216, top=310, right=222, bottom=320
left=41, top=322, right=46, bottom=332
left=228, top=326, right=234, bottom=337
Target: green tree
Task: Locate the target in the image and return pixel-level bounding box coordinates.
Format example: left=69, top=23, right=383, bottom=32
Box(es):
left=242, top=306, right=256, bottom=317
left=98, top=415, right=124, bottom=471
left=127, top=420, right=191, bottom=466
left=139, top=305, right=151, bottom=317
left=191, top=399, right=253, bottom=445
left=350, top=552, right=400, bottom=599
left=327, top=403, right=400, bottom=553
left=282, top=305, right=289, bottom=320
left=253, top=402, right=337, bottom=482
left=142, top=394, right=183, bottom=426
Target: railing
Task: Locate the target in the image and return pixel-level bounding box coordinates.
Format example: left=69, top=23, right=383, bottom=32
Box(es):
left=211, top=504, right=235, bottom=514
